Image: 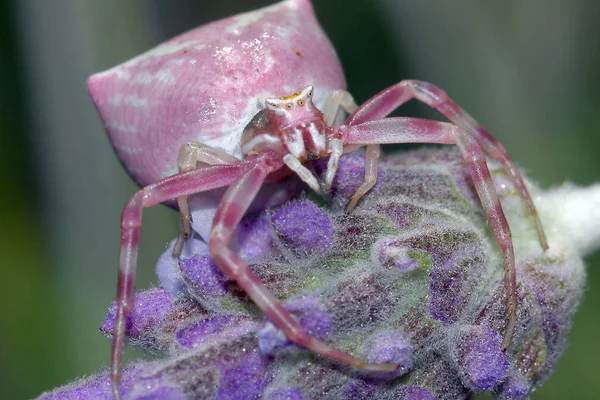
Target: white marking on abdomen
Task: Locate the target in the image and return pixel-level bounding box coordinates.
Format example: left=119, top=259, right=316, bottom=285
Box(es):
left=124, top=95, right=148, bottom=108
left=106, top=121, right=139, bottom=134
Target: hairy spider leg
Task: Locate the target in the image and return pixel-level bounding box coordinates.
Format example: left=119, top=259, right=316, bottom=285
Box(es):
left=330, top=117, right=518, bottom=350
left=208, top=156, right=398, bottom=373
left=321, top=89, right=359, bottom=126
left=345, top=79, right=548, bottom=251
left=344, top=144, right=381, bottom=211
left=113, top=159, right=265, bottom=400
left=320, top=90, right=381, bottom=208
left=174, top=143, right=239, bottom=256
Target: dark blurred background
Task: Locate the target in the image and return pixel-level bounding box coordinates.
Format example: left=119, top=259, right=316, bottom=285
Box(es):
left=1, top=0, right=598, bottom=398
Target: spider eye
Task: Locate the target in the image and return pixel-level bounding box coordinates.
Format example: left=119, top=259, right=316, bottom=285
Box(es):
left=308, top=91, right=313, bottom=97
left=297, top=99, right=305, bottom=106
left=285, top=103, right=293, bottom=110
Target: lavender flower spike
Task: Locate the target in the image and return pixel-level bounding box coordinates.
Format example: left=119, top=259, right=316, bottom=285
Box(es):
left=39, top=149, right=599, bottom=399
left=364, top=330, right=412, bottom=378
left=449, top=325, right=509, bottom=390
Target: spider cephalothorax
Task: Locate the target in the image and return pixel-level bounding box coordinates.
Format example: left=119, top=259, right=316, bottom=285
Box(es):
left=242, top=86, right=329, bottom=162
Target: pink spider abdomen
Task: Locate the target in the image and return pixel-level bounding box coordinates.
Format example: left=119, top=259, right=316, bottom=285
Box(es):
left=87, top=0, right=346, bottom=187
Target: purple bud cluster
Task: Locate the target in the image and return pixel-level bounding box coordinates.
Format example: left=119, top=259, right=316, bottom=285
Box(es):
left=39, top=148, right=585, bottom=399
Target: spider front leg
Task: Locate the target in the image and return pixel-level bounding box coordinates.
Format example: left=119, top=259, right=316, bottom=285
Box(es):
left=347, top=79, right=548, bottom=250
left=279, top=90, right=361, bottom=195
left=208, top=159, right=397, bottom=373
left=333, top=117, right=519, bottom=350
left=320, top=89, right=381, bottom=203
left=345, top=144, right=381, bottom=211
left=321, top=89, right=358, bottom=125
left=174, top=142, right=239, bottom=256
left=112, top=161, right=261, bottom=400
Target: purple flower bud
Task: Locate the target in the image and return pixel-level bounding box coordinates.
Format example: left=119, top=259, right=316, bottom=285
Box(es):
left=156, top=237, right=208, bottom=294
left=287, top=295, right=332, bottom=340
left=376, top=238, right=422, bottom=273
left=449, top=325, right=509, bottom=390
left=267, top=386, right=305, bottom=400
left=238, top=216, right=274, bottom=260
left=496, top=371, right=530, bottom=399
left=100, top=288, right=172, bottom=339
left=258, top=296, right=331, bottom=355
left=216, top=348, right=270, bottom=400
left=314, top=149, right=385, bottom=203
left=365, top=330, right=411, bottom=378
left=341, top=378, right=377, bottom=399
left=394, top=386, right=437, bottom=400
left=271, top=200, right=333, bottom=256
left=38, top=363, right=154, bottom=400
left=179, top=253, right=229, bottom=297
left=258, top=320, right=289, bottom=355
left=176, top=315, right=259, bottom=349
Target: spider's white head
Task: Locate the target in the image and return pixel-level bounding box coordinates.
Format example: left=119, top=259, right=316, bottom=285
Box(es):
left=264, top=86, right=321, bottom=127
left=241, top=86, right=329, bottom=161
left=264, top=86, right=328, bottom=161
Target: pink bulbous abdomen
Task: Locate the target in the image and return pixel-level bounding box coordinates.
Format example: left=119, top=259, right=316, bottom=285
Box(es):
left=88, top=0, right=346, bottom=187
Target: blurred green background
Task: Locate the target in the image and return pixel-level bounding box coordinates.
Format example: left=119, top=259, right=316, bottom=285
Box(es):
left=1, top=0, right=598, bottom=398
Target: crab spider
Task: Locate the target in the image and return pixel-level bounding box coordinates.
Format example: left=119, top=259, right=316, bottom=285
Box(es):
left=112, top=80, right=548, bottom=398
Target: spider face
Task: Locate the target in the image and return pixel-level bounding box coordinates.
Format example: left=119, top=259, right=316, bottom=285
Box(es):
left=240, top=86, right=329, bottom=161
left=265, top=86, right=328, bottom=161
left=264, top=86, right=319, bottom=127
